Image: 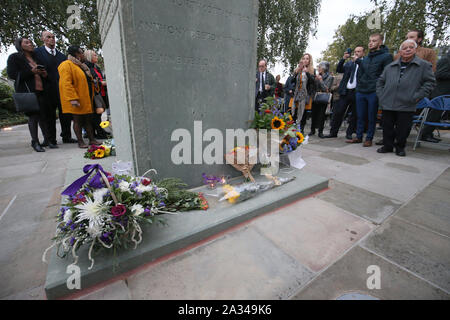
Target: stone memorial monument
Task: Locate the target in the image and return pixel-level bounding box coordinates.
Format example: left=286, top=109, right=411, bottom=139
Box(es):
left=97, top=0, right=259, bottom=186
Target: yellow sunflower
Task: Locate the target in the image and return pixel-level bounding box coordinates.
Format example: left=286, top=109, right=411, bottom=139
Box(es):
left=100, top=121, right=110, bottom=129
left=94, top=149, right=105, bottom=158
left=271, top=117, right=286, bottom=131
left=296, top=132, right=304, bottom=144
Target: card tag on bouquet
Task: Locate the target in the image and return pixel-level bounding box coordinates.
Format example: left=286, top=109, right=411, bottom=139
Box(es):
left=112, top=161, right=133, bottom=175
left=288, top=148, right=306, bottom=170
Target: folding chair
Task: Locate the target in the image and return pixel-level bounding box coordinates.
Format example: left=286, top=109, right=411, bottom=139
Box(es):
left=413, top=95, right=450, bottom=150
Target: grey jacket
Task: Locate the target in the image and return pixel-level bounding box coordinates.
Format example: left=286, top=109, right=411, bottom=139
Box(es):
left=376, top=56, right=436, bottom=112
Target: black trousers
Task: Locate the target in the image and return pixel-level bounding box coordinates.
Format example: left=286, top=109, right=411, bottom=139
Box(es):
left=310, top=101, right=328, bottom=133
left=329, top=90, right=357, bottom=136
left=382, top=110, right=415, bottom=151
left=42, top=91, right=73, bottom=142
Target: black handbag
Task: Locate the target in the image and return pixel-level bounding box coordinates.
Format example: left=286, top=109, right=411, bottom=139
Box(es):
left=12, top=73, right=40, bottom=113
left=313, top=92, right=332, bottom=105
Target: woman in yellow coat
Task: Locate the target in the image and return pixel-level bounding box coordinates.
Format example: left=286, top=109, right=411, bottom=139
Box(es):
left=59, top=45, right=100, bottom=148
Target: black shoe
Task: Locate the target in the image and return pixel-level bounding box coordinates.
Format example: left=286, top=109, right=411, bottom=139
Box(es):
left=421, top=135, right=440, bottom=143
left=324, top=134, right=338, bottom=139
left=48, top=142, right=59, bottom=149
left=346, top=135, right=353, bottom=140
left=31, top=141, right=45, bottom=152
left=377, top=146, right=393, bottom=154
left=375, top=139, right=384, bottom=146
left=318, top=132, right=325, bottom=139
left=63, top=138, right=78, bottom=144
left=395, top=149, right=406, bottom=157
left=41, top=140, right=59, bottom=149
left=309, top=131, right=316, bottom=136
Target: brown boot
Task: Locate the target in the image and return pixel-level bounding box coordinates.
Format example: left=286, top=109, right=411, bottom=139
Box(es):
left=346, top=138, right=362, bottom=144
left=363, top=140, right=373, bottom=147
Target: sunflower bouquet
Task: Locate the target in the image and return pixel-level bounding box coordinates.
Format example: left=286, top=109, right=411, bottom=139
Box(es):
left=280, top=123, right=307, bottom=154
left=250, top=97, right=295, bottom=136
left=84, top=145, right=108, bottom=159
left=42, top=164, right=208, bottom=270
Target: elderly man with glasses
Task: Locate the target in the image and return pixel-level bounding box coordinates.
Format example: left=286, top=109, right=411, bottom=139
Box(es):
left=255, top=59, right=276, bottom=111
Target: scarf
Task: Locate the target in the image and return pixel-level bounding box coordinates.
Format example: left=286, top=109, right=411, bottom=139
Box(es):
left=68, top=54, right=93, bottom=79
left=25, top=55, right=43, bottom=92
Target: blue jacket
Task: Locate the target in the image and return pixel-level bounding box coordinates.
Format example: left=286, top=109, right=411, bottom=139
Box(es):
left=356, top=45, right=393, bottom=94
left=336, top=58, right=355, bottom=96
left=34, top=46, right=67, bottom=93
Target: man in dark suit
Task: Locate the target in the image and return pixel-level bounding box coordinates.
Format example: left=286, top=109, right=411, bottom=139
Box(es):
left=255, top=59, right=276, bottom=111
left=34, top=31, right=76, bottom=145
left=324, top=46, right=365, bottom=139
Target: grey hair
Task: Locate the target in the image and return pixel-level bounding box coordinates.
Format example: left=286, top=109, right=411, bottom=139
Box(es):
left=399, top=39, right=418, bottom=51
left=318, top=61, right=330, bottom=73
left=84, top=50, right=97, bottom=63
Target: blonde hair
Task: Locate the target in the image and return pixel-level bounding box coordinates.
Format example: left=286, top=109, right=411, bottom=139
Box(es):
left=302, top=53, right=315, bottom=74
left=84, top=50, right=97, bottom=63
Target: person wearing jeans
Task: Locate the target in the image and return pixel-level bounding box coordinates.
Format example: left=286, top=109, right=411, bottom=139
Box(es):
left=347, top=33, right=392, bottom=147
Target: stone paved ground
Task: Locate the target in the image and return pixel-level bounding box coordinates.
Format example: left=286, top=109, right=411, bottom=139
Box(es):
left=0, top=120, right=449, bottom=300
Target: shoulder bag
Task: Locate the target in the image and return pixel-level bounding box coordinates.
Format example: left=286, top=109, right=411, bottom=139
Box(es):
left=12, top=72, right=40, bottom=113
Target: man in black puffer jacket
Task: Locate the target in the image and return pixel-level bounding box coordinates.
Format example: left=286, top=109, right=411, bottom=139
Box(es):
left=347, top=33, right=393, bottom=147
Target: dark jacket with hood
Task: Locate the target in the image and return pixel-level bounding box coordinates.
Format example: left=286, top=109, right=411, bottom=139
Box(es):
left=356, top=45, right=393, bottom=94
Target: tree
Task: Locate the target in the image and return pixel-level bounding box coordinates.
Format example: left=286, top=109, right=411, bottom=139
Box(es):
left=320, top=0, right=449, bottom=73
left=1, top=0, right=321, bottom=72
left=0, top=0, right=100, bottom=52
left=257, top=0, right=321, bottom=72
left=374, top=0, right=450, bottom=47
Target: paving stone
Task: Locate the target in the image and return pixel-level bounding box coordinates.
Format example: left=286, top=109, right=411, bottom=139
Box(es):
left=317, top=180, right=403, bottom=224
left=361, top=217, right=450, bottom=292
left=320, top=152, right=370, bottom=166
left=292, top=246, right=449, bottom=300
left=432, top=168, right=450, bottom=191
left=0, top=205, right=56, bottom=299
left=3, top=286, right=46, bottom=300
left=302, top=155, right=354, bottom=179
left=251, top=198, right=374, bottom=272
left=126, top=227, right=314, bottom=300
left=0, top=168, right=67, bottom=197
left=77, top=281, right=131, bottom=300
left=0, top=194, right=14, bottom=216
left=0, top=161, right=46, bottom=179
left=334, top=157, right=447, bottom=202
left=395, top=185, right=450, bottom=237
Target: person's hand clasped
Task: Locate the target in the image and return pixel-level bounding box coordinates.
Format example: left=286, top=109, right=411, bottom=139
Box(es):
left=264, top=84, right=271, bottom=91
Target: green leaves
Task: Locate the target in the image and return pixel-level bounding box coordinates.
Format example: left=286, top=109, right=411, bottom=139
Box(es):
left=257, top=0, right=321, bottom=72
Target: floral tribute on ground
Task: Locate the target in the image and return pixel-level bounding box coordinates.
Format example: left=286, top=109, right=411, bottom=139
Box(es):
left=43, top=164, right=208, bottom=270
left=250, top=97, right=307, bottom=154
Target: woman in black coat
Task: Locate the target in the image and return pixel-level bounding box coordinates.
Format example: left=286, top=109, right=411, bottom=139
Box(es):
left=7, top=37, right=56, bottom=152
left=85, top=50, right=110, bottom=139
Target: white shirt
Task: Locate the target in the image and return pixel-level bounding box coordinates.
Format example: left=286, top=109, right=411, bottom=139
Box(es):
left=45, top=46, right=56, bottom=56
left=259, top=71, right=266, bottom=92
left=347, top=64, right=359, bottom=89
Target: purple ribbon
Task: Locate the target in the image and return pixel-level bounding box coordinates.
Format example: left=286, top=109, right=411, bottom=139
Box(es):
left=61, top=164, right=108, bottom=196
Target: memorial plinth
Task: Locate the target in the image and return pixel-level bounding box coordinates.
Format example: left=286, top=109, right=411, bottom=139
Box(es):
left=97, top=0, right=259, bottom=187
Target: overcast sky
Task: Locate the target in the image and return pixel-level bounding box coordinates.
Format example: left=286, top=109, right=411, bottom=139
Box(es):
left=274, top=0, right=374, bottom=81
left=0, top=0, right=374, bottom=78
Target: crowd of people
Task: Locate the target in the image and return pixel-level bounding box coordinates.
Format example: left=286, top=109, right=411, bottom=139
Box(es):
left=256, top=29, right=449, bottom=157
left=6, top=31, right=110, bottom=152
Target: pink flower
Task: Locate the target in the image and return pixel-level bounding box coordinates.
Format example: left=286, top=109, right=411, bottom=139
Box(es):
left=111, top=204, right=127, bottom=217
